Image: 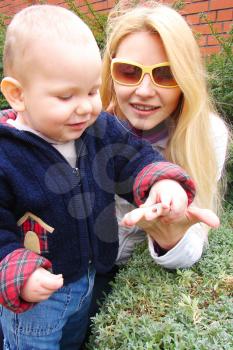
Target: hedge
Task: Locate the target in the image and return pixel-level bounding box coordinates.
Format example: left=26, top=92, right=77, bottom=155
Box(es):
left=86, top=206, right=233, bottom=349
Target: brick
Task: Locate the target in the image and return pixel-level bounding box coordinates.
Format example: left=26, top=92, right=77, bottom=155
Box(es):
left=200, top=45, right=220, bottom=55
left=207, top=34, right=220, bottom=45
left=8, top=0, right=25, bottom=6
left=210, top=0, right=233, bottom=10
left=163, top=0, right=178, bottom=3
left=217, top=9, right=233, bottom=21
left=200, top=11, right=217, bottom=23
left=193, top=22, right=222, bottom=35
left=7, top=4, right=27, bottom=14
left=207, top=33, right=230, bottom=45
left=196, top=33, right=207, bottom=46
left=223, top=21, right=233, bottom=32
left=181, top=2, right=208, bottom=15
left=46, top=0, right=65, bottom=4
left=186, top=13, right=200, bottom=24
left=78, top=5, right=89, bottom=14
left=107, top=0, right=116, bottom=8
left=0, top=3, right=10, bottom=10
left=93, top=0, right=108, bottom=11
left=85, top=0, right=98, bottom=4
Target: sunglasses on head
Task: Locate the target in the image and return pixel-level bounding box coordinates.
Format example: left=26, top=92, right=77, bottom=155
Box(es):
left=111, top=58, right=178, bottom=88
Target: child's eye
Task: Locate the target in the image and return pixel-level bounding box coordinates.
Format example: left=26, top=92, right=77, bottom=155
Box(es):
left=89, top=89, right=99, bottom=96
left=57, top=95, right=72, bottom=101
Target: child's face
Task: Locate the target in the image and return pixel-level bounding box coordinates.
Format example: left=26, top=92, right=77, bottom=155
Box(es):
left=113, top=31, right=182, bottom=131
left=18, top=39, right=102, bottom=142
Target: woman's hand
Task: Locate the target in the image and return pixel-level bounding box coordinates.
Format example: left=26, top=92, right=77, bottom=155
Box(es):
left=120, top=205, right=220, bottom=250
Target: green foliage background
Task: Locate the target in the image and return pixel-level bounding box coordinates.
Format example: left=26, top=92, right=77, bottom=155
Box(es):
left=205, top=27, right=233, bottom=205
left=0, top=14, right=8, bottom=109
left=204, top=15, right=233, bottom=125
left=86, top=208, right=233, bottom=349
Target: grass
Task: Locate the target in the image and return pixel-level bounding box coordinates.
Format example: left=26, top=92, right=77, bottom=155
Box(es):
left=86, top=206, right=233, bottom=349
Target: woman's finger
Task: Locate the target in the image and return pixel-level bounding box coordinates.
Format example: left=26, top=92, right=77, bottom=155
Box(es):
left=186, top=207, right=220, bottom=228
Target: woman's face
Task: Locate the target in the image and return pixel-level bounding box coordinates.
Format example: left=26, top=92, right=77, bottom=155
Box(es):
left=113, top=31, right=182, bottom=130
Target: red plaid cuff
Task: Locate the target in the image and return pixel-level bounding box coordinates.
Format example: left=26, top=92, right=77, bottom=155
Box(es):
left=133, top=162, right=195, bottom=206
left=0, top=109, right=16, bottom=125
left=0, top=248, right=52, bottom=313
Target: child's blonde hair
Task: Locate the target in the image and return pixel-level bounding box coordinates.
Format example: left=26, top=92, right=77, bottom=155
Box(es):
left=3, top=4, right=94, bottom=79
left=101, top=0, right=225, bottom=211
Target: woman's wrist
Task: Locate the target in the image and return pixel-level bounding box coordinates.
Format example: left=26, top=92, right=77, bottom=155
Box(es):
left=147, top=225, right=188, bottom=250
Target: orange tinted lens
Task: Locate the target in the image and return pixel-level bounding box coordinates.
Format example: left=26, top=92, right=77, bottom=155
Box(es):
left=152, top=66, right=177, bottom=86
left=112, top=62, right=142, bottom=84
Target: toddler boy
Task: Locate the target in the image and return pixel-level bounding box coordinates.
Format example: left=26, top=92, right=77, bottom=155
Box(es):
left=0, top=5, right=195, bottom=349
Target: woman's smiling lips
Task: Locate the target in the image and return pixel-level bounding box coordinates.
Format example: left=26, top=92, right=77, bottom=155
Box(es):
left=130, top=103, right=161, bottom=116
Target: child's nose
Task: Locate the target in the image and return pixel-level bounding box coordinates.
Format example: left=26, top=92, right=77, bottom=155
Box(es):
left=135, top=74, right=157, bottom=98
left=75, top=99, right=92, bottom=116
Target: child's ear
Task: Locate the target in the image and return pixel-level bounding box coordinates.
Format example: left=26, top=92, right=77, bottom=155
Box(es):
left=1, top=77, right=25, bottom=112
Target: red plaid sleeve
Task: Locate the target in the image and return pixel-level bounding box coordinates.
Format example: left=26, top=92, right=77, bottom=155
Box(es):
left=0, top=248, right=52, bottom=313
left=133, top=162, right=195, bottom=206
left=0, top=109, right=17, bottom=125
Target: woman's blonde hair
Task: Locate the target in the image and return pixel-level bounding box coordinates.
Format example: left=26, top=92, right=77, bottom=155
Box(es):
left=101, top=0, right=223, bottom=211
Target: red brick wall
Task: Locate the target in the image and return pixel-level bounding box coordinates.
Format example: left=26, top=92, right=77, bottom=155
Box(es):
left=0, top=0, right=232, bottom=55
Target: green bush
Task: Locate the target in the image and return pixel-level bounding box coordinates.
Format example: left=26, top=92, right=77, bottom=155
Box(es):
left=86, top=207, right=233, bottom=349
left=0, top=13, right=8, bottom=109
left=204, top=19, right=233, bottom=124
left=204, top=23, right=233, bottom=205
left=207, top=53, right=233, bottom=123
left=224, top=142, right=233, bottom=206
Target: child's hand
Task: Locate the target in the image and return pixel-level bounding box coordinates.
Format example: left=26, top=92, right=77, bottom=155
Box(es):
left=120, top=204, right=220, bottom=249
left=120, top=202, right=170, bottom=227
left=144, top=179, right=188, bottom=222
left=121, top=179, right=188, bottom=227
left=20, top=267, right=63, bottom=303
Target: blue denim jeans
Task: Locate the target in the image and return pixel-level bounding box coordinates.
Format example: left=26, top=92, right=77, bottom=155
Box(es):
left=0, top=266, right=95, bottom=350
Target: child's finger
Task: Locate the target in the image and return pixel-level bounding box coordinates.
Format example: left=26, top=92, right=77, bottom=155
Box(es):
left=142, top=194, right=157, bottom=207
left=40, top=273, right=63, bottom=291
left=121, top=204, right=171, bottom=227
left=143, top=203, right=170, bottom=220
left=120, top=207, right=146, bottom=227
left=157, top=192, right=172, bottom=209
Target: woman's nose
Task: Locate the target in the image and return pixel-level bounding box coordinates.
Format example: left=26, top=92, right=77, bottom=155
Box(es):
left=135, top=74, right=157, bottom=98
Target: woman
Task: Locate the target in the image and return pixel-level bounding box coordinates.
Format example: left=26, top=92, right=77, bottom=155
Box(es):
left=100, top=0, right=228, bottom=268
left=86, top=1, right=228, bottom=330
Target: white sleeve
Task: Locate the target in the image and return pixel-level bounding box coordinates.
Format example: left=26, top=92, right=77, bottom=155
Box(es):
left=148, top=114, right=228, bottom=269
left=148, top=223, right=208, bottom=269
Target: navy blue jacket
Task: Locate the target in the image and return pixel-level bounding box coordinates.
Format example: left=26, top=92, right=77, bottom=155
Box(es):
left=0, top=112, right=165, bottom=283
